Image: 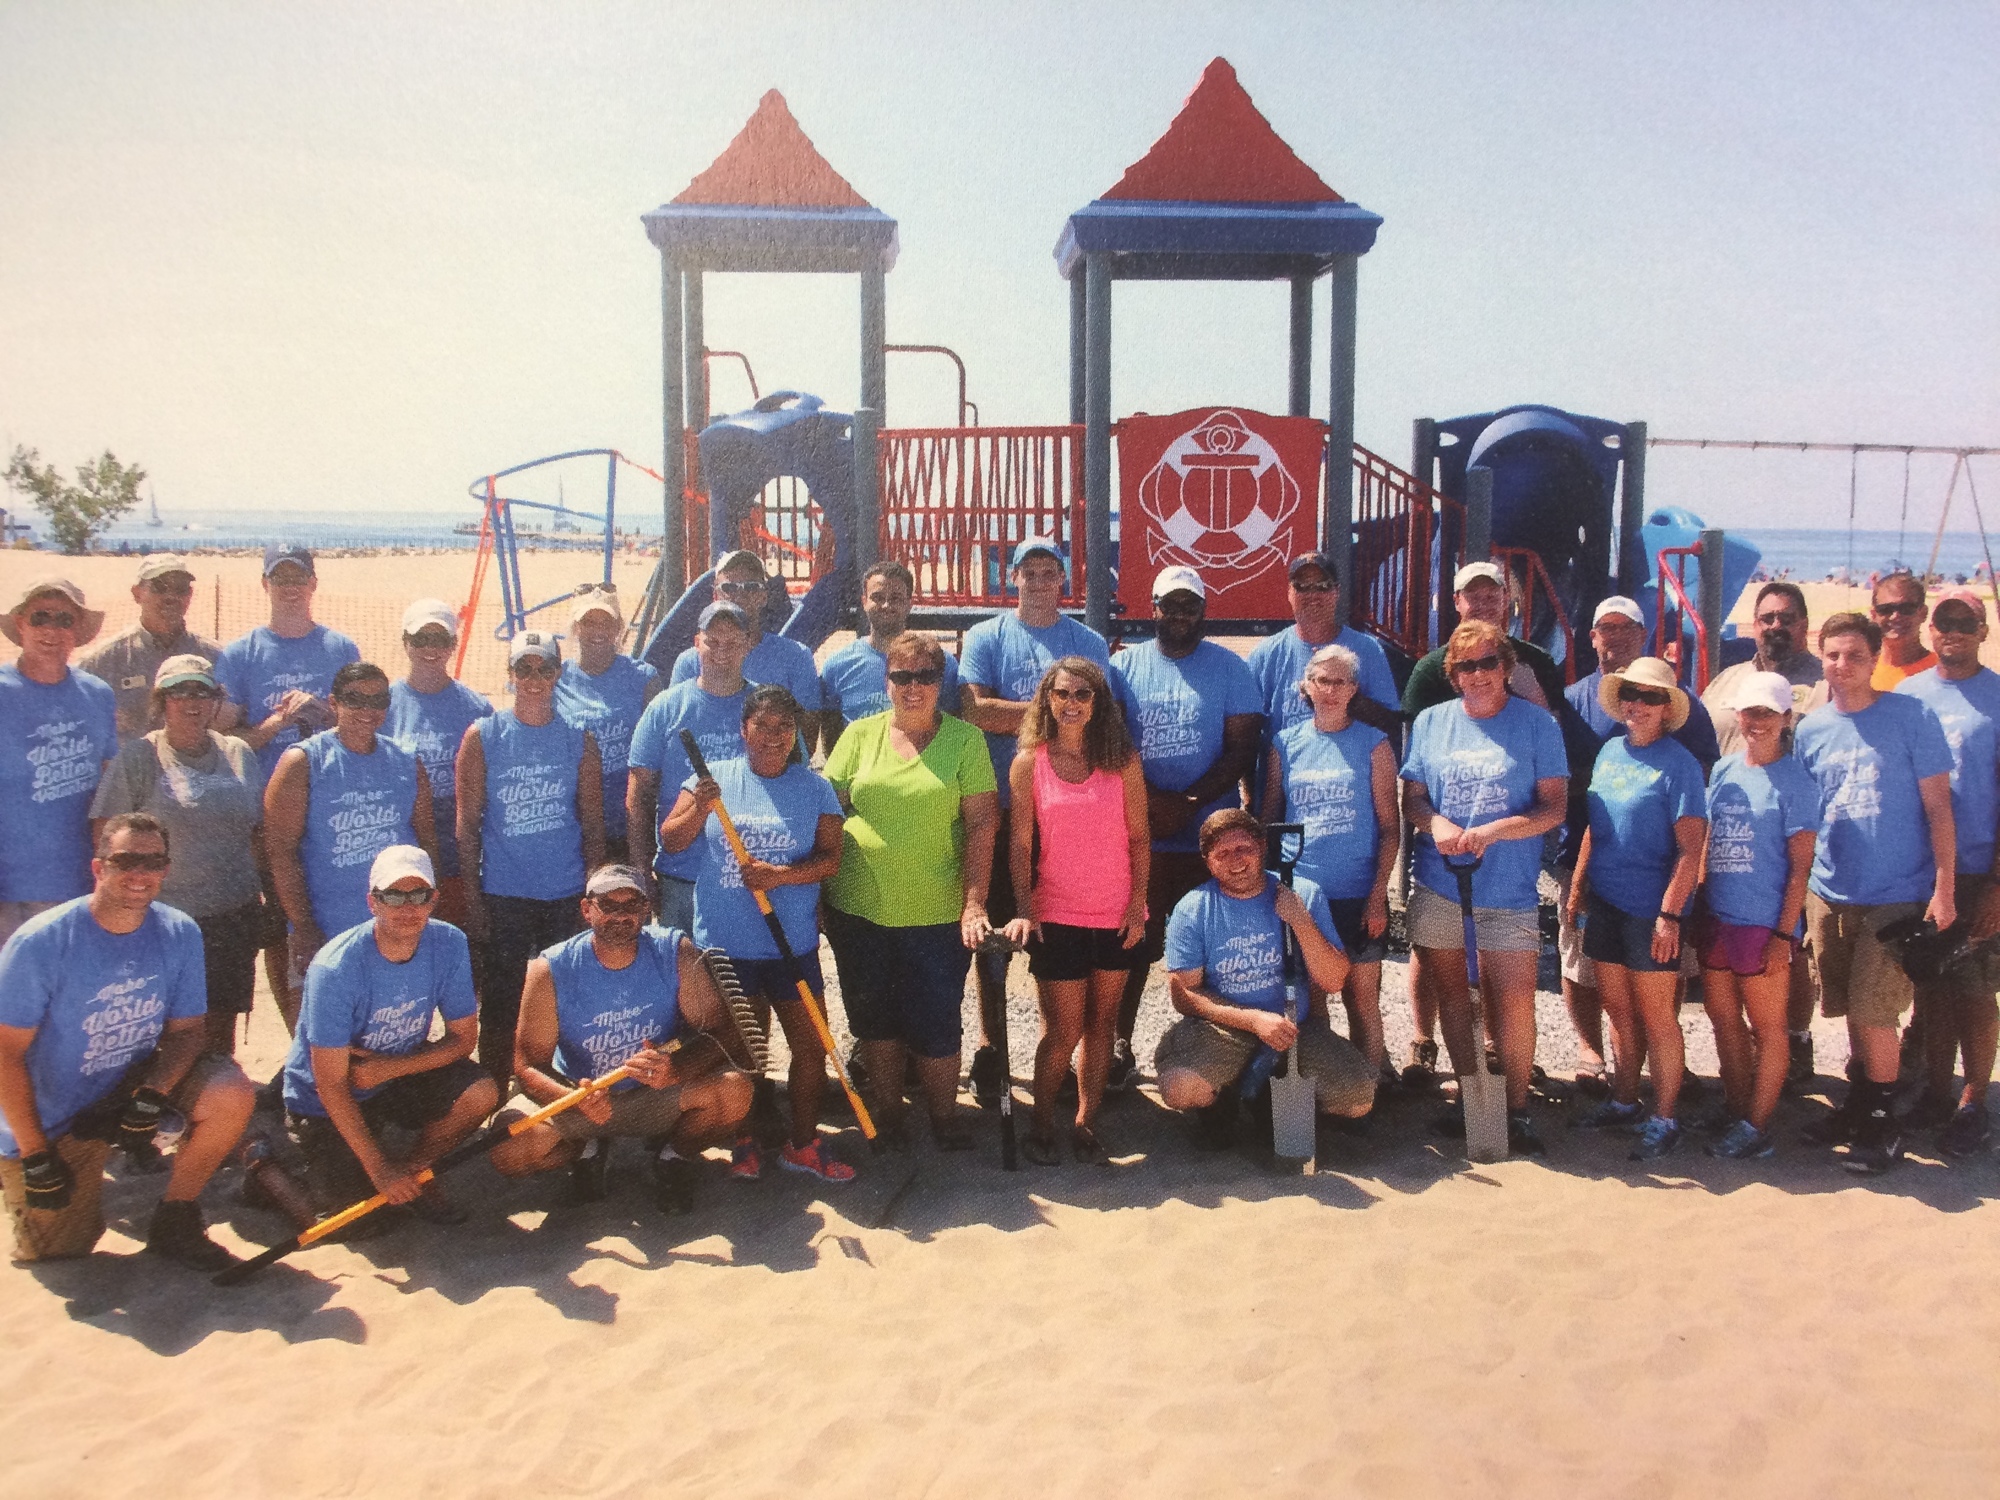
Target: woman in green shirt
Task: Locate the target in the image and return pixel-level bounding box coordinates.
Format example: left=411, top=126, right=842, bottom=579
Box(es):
left=823, top=633, right=999, bottom=1150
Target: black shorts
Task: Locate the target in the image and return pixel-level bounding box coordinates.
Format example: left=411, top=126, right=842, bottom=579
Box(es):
left=197, top=901, right=264, bottom=1016
left=1325, top=896, right=1388, bottom=965
left=292, top=1058, right=490, bottom=1200
left=1027, top=921, right=1148, bottom=983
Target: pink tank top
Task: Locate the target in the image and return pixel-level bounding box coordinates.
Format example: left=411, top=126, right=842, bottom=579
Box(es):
left=1031, top=745, right=1135, bottom=928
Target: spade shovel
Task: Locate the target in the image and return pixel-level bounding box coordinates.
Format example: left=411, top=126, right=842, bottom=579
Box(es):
left=1446, top=854, right=1509, bottom=1163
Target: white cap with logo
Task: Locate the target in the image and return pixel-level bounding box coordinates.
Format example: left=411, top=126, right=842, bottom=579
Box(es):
left=1593, top=595, right=1644, bottom=627
left=1151, top=565, right=1206, bottom=601
left=369, top=845, right=435, bottom=892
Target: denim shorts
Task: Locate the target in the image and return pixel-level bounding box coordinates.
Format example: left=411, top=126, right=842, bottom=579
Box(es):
left=1580, top=893, right=1678, bottom=974
left=824, top=906, right=973, bottom=1059
left=729, top=951, right=826, bottom=1008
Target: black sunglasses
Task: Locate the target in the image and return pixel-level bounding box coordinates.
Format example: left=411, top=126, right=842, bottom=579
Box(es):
left=105, top=851, right=170, bottom=872
left=1618, top=683, right=1674, bottom=707
left=512, top=659, right=559, bottom=678
left=406, top=630, right=455, bottom=649
left=1050, top=685, right=1096, bottom=702
left=1873, top=601, right=1925, bottom=618
left=887, top=668, right=943, bottom=686
left=26, top=609, right=77, bottom=630
left=372, top=886, right=435, bottom=907
left=162, top=683, right=218, bottom=700
left=590, top=895, right=650, bottom=916
left=145, top=578, right=194, bottom=597
left=1450, top=654, right=1503, bottom=676
left=338, top=691, right=391, bottom=711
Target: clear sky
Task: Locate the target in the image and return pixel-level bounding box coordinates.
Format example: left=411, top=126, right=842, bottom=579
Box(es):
left=2, top=2, right=1995, bottom=534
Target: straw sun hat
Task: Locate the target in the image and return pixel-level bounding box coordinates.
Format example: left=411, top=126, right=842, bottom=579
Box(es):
left=1598, top=656, right=1690, bottom=731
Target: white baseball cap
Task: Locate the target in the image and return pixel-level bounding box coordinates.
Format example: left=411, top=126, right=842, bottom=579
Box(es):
left=1729, top=670, right=1795, bottom=716
left=570, top=585, right=623, bottom=628
left=368, top=845, right=435, bottom=892
left=1453, top=561, right=1505, bottom=592
left=509, top=630, right=561, bottom=666
left=401, top=598, right=459, bottom=638
left=1593, top=595, right=1644, bottom=626
left=1151, top=565, right=1206, bottom=601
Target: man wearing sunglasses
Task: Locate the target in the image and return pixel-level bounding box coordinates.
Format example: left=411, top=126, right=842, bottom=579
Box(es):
left=0, top=813, right=255, bottom=1269
left=1869, top=571, right=1936, bottom=691
left=1246, top=551, right=1399, bottom=741
left=1400, top=561, right=1562, bottom=717
left=385, top=599, right=494, bottom=934
left=281, top=845, right=496, bottom=1228
left=489, top=864, right=754, bottom=1214
left=1703, top=581, right=1823, bottom=758
left=80, top=554, right=220, bottom=747
left=664, top=550, right=822, bottom=711
left=0, top=576, right=118, bottom=948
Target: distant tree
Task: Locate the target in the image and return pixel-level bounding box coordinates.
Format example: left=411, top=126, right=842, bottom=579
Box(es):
left=3, top=446, right=147, bottom=555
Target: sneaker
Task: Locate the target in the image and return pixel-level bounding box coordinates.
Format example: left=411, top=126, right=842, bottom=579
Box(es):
left=1105, top=1039, right=1139, bottom=1093
left=1940, top=1103, right=1992, bottom=1157
left=1572, top=1097, right=1645, bottom=1132
left=652, top=1154, right=698, bottom=1214
left=569, top=1139, right=610, bottom=1203
left=778, top=1137, right=856, bottom=1183
left=1900, top=1086, right=1957, bottom=1133
left=1402, top=1038, right=1439, bottom=1088
left=969, top=1045, right=1005, bottom=1109
left=1801, top=1098, right=1860, bottom=1146
left=1844, top=1114, right=1903, bottom=1175
left=1507, top=1111, right=1546, bottom=1157
left=1629, top=1115, right=1682, bottom=1162
left=1783, top=1031, right=1814, bottom=1094
left=1706, top=1119, right=1776, bottom=1160
left=728, top=1136, right=762, bottom=1182
left=145, top=1199, right=236, bottom=1272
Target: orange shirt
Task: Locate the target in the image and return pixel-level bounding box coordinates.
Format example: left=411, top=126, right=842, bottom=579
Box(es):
left=1871, top=650, right=1937, bottom=691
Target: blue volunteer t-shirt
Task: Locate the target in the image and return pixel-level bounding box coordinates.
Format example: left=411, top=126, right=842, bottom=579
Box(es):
left=214, top=624, right=362, bottom=777
left=669, top=633, right=821, bottom=709
left=0, top=665, right=118, bottom=902
left=1583, top=735, right=1708, bottom=918
left=1897, top=667, right=2000, bottom=875
left=557, top=655, right=659, bottom=843
left=1275, top=718, right=1388, bottom=903
left=473, top=712, right=587, bottom=900
left=385, top=677, right=493, bottom=880
left=959, top=612, right=1110, bottom=808
left=629, top=681, right=748, bottom=881
left=281, top=919, right=478, bottom=1117
left=1704, top=752, right=1821, bottom=929
left=687, top=757, right=842, bottom=960
left=542, top=925, right=684, bottom=1094
left=0, top=899, right=207, bottom=1158
left=297, top=730, right=420, bottom=936
left=1164, top=873, right=1341, bottom=1016
left=1246, top=625, right=1398, bottom=741
left=1402, top=696, right=1569, bottom=911
left=819, top=638, right=962, bottom=726
left=1109, top=639, right=1263, bottom=853
left=1794, top=692, right=1956, bottom=906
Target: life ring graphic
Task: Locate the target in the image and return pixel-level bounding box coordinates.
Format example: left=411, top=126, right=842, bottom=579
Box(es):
left=1135, top=410, right=1299, bottom=585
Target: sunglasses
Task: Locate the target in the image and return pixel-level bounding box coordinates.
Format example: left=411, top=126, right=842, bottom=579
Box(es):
left=1291, top=581, right=1336, bottom=595
left=1933, top=614, right=1983, bottom=635
left=1050, top=685, right=1096, bottom=702
left=1754, top=610, right=1804, bottom=628
left=717, top=578, right=766, bottom=597
left=145, top=578, right=194, bottom=597
left=1618, top=683, right=1674, bottom=707
left=338, top=691, right=391, bottom=711
left=887, top=668, right=943, bottom=686
left=406, top=630, right=455, bottom=649
left=590, top=895, right=650, bottom=917
left=1873, top=601, right=1925, bottom=618
left=1450, top=654, right=1503, bottom=676
left=162, top=683, right=219, bottom=701
left=25, top=609, right=77, bottom=630
left=372, top=886, right=435, bottom=907
left=105, top=851, right=170, bottom=872
left=512, top=659, right=559, bottom=679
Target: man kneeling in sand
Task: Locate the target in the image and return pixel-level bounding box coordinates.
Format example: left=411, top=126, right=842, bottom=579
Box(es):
left=491, top=864, right=753, bottom=1214
left=1155, top=810, right=1376, bottom=1146
left=281, top=845, right=498, bottom=1230
left=0, top=813, right=255, bottom=1270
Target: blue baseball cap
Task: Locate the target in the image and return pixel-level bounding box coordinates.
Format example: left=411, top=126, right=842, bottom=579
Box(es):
left=697, top=600, right=750, bottom=632
left=262, top=543, right=315, bottom=578
left=1010, top=536, right=1066, bottom=573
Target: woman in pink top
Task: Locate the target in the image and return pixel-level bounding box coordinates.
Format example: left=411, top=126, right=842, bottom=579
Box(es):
left=1002, top=657, right=1148, bottom=1163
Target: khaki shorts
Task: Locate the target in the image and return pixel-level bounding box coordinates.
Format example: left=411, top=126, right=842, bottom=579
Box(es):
left=1407, top=884, right=1543, bottom=955
left=509, top=1085, right=686, bottom=1142
left=1807, top=894, right=1923, bottom=1029
left=1154, top=1016, right=1375, bottom=1116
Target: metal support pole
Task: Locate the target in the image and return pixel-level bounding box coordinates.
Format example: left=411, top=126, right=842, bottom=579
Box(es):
left=1465, top=466, right=1493, bottom=562
left=683, top=270, right=708, bottom=441
left=1287, top=274, right=1313, bottom=417
left=601, top=451, right=617, bottom=588
left=1083, top=254, right=1114, bottom=637
left=860, top=266, right=887, bottom=418
left=1698, top=526, right=1726, bottom=690
left=1412, top=417, right=1438, bottom=490
left=1620, top=420, right=1648, bottom=591
left=852, top=407, right=881, bottom=576
left=659, top=253, right=685, bottom=597
left=1068, top=272, right=1087, bottom=427
left=1324, top=255, right=1359, bottom=629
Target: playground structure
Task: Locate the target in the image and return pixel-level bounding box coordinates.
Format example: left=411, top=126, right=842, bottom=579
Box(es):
left=462, top=59, right=1768, bottom=694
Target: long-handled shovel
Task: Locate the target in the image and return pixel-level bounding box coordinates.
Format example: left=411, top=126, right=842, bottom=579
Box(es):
left=680, top=731, right=876, bottom=1140
left=1264, top=823, right=1317, bottom=1170
left=215, top=1062, right=639, bottom=1285
left=1445, top=855, right=1509, bottom=1163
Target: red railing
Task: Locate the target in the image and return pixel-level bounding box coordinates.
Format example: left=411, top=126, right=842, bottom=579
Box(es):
left=878, top=425, right=1086, bottom=608
left=1492, top=545, right=1579, bottom=684
left=1351, top=444, right=1458, bottom=658
left=1653, top=544, right=1710, bottom=689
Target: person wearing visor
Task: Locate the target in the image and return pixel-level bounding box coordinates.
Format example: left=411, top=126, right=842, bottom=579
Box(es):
left=1695, top=671, right=1819, bottom=1160
left=281, top=845, right=496, bottom=1229
left=0, top=812, right=256, bottom=1269
left=0, top=576, right=118, bottom=947
left=556, top=584, right=662, bottom=866
left=819, top=559, right=961, bottom=752
left=90, top=655, right=268, bottom=1056
left=1566, top=658, right=1709, bottom=1161
left=385, top=599, right=493, bottom=933
left=81, top=553, right=220, bottom=747
left=1894, top=589, right=2000, bottom=1154
left=490, top=864, right=755, bottom=1215
left=665, top=550, right=822, bottom=709
left=458, top=632, right=604, bottom=1087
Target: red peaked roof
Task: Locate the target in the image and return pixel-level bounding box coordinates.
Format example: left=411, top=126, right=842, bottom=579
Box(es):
left=672, top=90, right=874, bottom=209
left=1101, top=59, right=1342, bottom=204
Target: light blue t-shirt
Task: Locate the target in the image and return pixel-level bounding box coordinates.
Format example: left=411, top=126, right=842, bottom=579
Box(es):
left=1897, top=667, right=2000, bottom=875
left=472, top=711, right=588, bottom=900
left=282, top=919, right=477, bottom=1117
left=1274, top=719, right=1388, bottom=903
left=1583, top=734, right=1708, bottom=918
left=542, top=925, right=684, bottom=1094
left=1402, top=696, right=1569, bottom=911
left=1109, top=639, right=1264, bottom=853
left=1246, top=625, right=1398, bottom=741
left=557, top=655, right=659, bottom=842
left=820, top=638, right=962, bottom=726
left=295, top=729, right=421, bottom=936
left=669, top=633, right=821, bottom=711
left=0, top=898, right=207, bottom=1158
left=686, top=758, right=842, bottom=959
left=958, top=612, right=1110, bottom=807
left=1704, top=752, right=1821, bottom=929
left=385, top=677, right=493, bottom=880
left=214, top=624, right=361, bottom=777
left=629, top=681, right=748, bottom=881
left=1794, top=693, right=1956, bottom=906
left=0, top=665, right=118, bottom=902
left=1163, top=873, right=1340, bottom=1016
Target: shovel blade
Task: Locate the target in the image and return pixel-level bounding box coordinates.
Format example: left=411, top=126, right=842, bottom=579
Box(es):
left=1271, top=1067, right=1316, bottom=1163
left=1462, top=1066, right=1509, bottom=1163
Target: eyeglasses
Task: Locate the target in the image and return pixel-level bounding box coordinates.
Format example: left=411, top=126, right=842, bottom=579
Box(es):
left=1449, top=655, right=1504, bottom=677
left=337, top=690, right=391, bottom=711
left=1291, top=581, right=1336, bottom=595
left=105, top=851, right=170, bottom=873
left=1307, top=675, right=1356, bottom=690
left=887, top=668, right=943, bottom=686
left=1618, top=683, right=1674, bottom=707
left=717, top=578, right=766, bottom=597
left=512, top=659, right=559, bottom=679
left=590, top=895, right=650, bottom=917
left=145, top=578, right=193, bottom=597
left=1873, top=601, right=1925, bottom=618
left=25, top=609, right=76, bottom=630
left=162, top=683, right=218, bottom=701
left=1754, top=610, right=1804, bottom=628
left=406, top=630, right=454, bottom=650
left=372, top=886, right=435, bottom=906
left=1050, top=685, right=1096, bottom=702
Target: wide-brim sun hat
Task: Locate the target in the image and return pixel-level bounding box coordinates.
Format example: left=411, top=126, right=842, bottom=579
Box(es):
left=1599, top=656, right=1690, bottom=731
left=1, top=576, right=104, bottom=647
